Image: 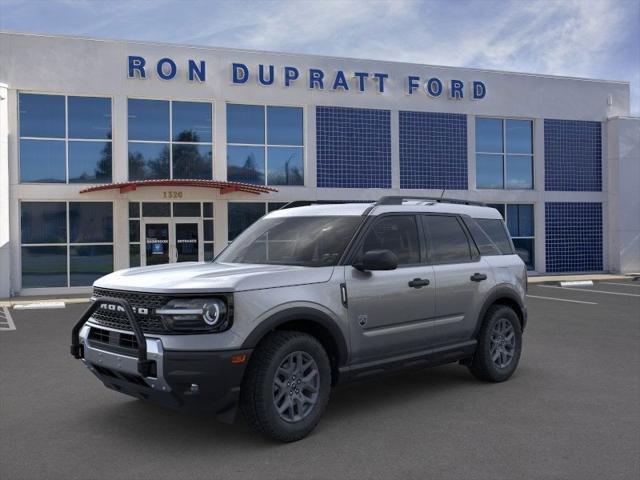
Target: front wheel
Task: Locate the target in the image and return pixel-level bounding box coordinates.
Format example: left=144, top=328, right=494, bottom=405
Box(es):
left=468, top=305, right=522, bottom=382
left=240, top=331, right=331, bottom=442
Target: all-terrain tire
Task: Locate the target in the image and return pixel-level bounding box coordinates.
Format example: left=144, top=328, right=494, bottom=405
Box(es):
left=469, top=305, right=522, bottom=382
left=240, top=331, right=331, bottom=442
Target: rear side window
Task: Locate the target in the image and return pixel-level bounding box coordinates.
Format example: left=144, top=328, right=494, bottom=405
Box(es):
left=361, top=215, right=420, bottom=265
left=422, top=215, right=472, bottom=264
left=476, top=218, right=514, bottom=254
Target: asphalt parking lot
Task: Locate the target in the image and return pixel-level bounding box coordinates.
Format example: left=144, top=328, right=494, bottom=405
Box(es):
left=1, top=280, right=639, bottom=480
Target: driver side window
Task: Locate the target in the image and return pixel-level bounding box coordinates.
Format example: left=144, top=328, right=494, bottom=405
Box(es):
left=361, top=215, right=420, bottom=265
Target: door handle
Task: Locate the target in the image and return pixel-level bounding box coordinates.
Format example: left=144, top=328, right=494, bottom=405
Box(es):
left=470, top=272, right=487, bottom=282
left=408, top=278, right=430, bottom=288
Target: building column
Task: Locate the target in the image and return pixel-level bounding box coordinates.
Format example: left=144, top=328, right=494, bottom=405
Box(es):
left=0, top=84, right=9, bottom=297
left=533, top=118, right=546, bottom=273
left=607, top=117, right=640, bottom=273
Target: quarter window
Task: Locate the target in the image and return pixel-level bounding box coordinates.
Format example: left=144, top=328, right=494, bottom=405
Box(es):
left=128, top=99, right=213, bottom=180
left=226, top=104, right=304, bottom=186
left=19, top=93, right=112, bottom=184
left=361, top=216, right=420, bottom=265
left=423, top=215, right=472, bottom=264
left=476, top=118, right=533, bottom=190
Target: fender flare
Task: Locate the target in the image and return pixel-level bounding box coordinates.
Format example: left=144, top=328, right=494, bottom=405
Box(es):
left=474, top=284, right=527, bottom=336
left=241, top=307, right=349, bottom=367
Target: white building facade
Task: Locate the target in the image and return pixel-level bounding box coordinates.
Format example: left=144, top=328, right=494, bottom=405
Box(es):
left=0, top=32, right=638, bottom=296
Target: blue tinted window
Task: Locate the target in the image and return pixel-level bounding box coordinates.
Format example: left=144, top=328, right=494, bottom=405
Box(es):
left=506, top=120, right=532, bottom=154
left=172, top=102, right=212, bottom=143
left=70, top=245, right=113, bottom=286
left=476, top=118, right=503, bottom=153
left=228, top=203, right=265, bottom=241
left=507, top=204, right=534, bottom=237
left=203, top=202, right=213, bottom=218
left=173, top=203, right=201, bottom=217
left=128, top=142, right=170, bottom=180
left=227, top=104, right=264, bottom=144
left=21, top=246, right=68, bottom=288
left=130, top=244, right=141, bottom=267
left=68, top=96, right=112, bottom=139
left=267, top=147, right=303, bottom=185
left=512, top=238, right=534, bottom=269
left=204, top=220, right=214, bottom=241
left=227, top=146, right=265, bottom=184
left=68, top=141, right=112, bottom=183
left=142, top=202, right=171, bottom=217
left=129, top=202, right=140, bottom=218
left=19, top=93, right=65, bottom=138
left=128, top=99, right=169, bottom=141
left=267, top=106, right=303, bottom=145
left=69, top=202, right=113, bottom=243
left=204, top=243, right=214, bottom=261
left=476, top=154, right=503, bottom=189
left=21, top=202, right=67, bottom=244
left=506, top=155, right=533, bottom=189
left=20, top=139, right=66, bottom=183
left=129, top=220, right=140, bottom=242
left=172, top=144, right=212, bottom=179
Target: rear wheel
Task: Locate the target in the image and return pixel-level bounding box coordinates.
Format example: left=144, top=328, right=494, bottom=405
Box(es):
left=469, top=305, right=522, bottom=382
left=240, top=331, right=331, bottom=442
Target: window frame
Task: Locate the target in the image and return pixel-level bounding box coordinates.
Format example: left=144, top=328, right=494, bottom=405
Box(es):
left=421, top=213, right=480, bottom=266
left=18, top=92, right=114, bottom=184
left=343, top=213, right=424, bottom=268
left=127, top=98, right=214, bottom=181
left=19, top=200, right=115, bottom=288
left=475, top=116, right=534, bottom=190
left=226, top=103, right=306, bottom=186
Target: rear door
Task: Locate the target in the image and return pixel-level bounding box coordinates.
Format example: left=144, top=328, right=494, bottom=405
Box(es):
left=421, top=214, right=493, bottom=346
left=345, top=214, right=436, bottom=363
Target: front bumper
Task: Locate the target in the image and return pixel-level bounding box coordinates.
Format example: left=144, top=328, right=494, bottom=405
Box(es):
left=77, top=323, right=252, bottom=422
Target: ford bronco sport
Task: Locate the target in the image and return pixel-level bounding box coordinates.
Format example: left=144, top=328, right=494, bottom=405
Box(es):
left=71, top=196, right=527, bottom=442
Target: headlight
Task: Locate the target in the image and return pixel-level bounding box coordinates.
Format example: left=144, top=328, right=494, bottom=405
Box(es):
left=156, top=298, right=229, bottom=332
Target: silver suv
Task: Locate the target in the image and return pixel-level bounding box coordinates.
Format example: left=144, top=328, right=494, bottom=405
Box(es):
left=71, top=196, right=527, bottom=442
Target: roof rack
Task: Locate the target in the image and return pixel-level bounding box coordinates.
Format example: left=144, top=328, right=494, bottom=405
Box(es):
left=279, top=200, right=374, bottom=210
left=376, top=196, right=487, bottom=207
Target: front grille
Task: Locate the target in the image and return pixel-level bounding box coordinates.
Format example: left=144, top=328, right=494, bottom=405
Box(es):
left=91, top=287, right=168, bottom=333
left=88, top=327, right=139, bottom=351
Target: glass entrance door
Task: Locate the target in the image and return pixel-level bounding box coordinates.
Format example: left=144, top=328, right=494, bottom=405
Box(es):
left=144, top=222, right=171, bottom=266
left=175, top=221, right=201, bottom=262
left=142, top=218, right=203, bottom=265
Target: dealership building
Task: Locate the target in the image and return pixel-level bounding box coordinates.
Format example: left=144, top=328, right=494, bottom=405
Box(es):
left=0, top=31, right=638, bottom=296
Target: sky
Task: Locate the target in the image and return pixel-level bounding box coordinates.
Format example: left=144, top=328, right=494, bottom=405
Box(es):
left=1, top=0, right=639, bottom=114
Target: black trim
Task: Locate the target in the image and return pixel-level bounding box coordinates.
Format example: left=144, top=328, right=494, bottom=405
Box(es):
left=71, top=297, right=152, bottom=376
left=338, top=340, right=477, bottom=382
left=241, top=307, right=349, bottom=366
left=474, top=285, right=527, bottom=334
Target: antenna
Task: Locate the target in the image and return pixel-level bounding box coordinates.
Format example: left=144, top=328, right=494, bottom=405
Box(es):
left=439, top=189, right=446, bottom=201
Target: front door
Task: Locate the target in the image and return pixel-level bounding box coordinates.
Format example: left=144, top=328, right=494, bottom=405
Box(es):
left=345, top=214, right=436, bottom=364
left=142, top=218, right=203, bottom=265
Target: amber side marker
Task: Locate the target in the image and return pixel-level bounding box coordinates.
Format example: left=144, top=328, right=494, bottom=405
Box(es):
left=231, top=354, right=247, bottom=364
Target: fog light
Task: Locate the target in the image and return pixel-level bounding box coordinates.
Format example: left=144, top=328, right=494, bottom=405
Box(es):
left=189, top=383, right=199, bottom=394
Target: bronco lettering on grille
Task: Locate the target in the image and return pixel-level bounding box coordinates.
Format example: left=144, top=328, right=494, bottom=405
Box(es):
left=99, top=303, right=150, bottom=315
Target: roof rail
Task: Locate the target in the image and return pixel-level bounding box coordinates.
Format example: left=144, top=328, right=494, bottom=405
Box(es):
left=279, top=200, right=374, bottom=210
left=376, top=196, right=487, bottom=207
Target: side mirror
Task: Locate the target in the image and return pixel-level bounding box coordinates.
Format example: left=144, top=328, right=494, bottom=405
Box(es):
left=353, top=249, right=398, bottom=271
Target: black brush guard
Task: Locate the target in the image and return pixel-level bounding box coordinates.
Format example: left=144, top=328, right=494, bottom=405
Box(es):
left=70, top=297, right=154, bottom=377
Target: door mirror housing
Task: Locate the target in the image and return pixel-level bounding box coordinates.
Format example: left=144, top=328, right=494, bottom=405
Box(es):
left=353, top=249, right=398, bottom=272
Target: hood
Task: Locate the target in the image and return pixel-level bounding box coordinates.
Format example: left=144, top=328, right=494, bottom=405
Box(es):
left=94, top=262, right=335, bottom=294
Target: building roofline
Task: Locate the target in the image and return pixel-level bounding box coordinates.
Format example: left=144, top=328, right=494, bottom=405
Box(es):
left=0, top=30, right=631, bottom=86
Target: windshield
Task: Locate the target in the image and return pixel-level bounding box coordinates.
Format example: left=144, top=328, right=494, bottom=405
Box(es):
left=216, top=216, right=362, bottom=266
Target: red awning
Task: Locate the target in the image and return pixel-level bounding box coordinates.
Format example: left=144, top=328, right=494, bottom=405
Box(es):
left=79, top=179, right=278, bottom=195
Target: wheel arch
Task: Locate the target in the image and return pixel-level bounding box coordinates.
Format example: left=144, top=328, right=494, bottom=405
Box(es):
left=241, top=307, right=349, bottom=385
left=474, top=285, right=527, bottom=337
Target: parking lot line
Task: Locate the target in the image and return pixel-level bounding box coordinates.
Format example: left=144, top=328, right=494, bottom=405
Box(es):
left=539, top=285, right=640, bottom=297
left=600, top=282, right=640, bottom=288
left=0, top=306, right=16, bottom=331
left=526, top=294, right=597, bottom=305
